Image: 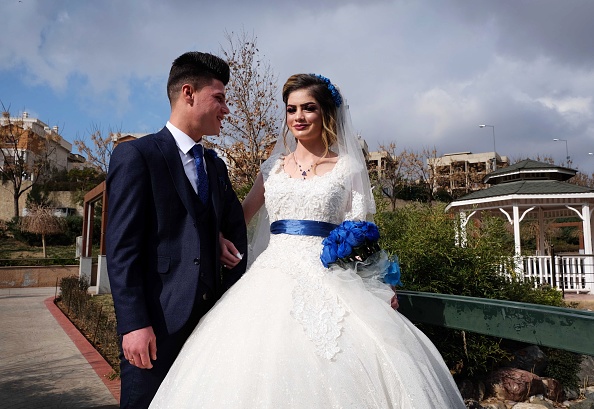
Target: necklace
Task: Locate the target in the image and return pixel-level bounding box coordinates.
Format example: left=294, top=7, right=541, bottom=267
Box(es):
left=293, top=155, right=314, bottom=180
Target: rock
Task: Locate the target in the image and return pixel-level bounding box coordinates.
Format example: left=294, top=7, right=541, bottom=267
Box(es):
left=508, top=346, right=548, bottom=376
left=565, top=397, right=594, bottom=408
left=464, top=398, right=483, bottom=408
left=579, top=356, right=594, bottom=386
left=528, top=395, right=554, bottom=408
left=478, top=398, right=508, bottom=409
left=487, top=367, right=546, bottom=402
left=512, top=403, right=552, bottom=409
left=567, top=388, right=581, bottom=400
left=460, top=379, right=487, bottom=401
left=542, top=377, right=565, bottom=402
left=585, top=386, right=594, bottom=399
left=460, top=379, right=475, bottom=400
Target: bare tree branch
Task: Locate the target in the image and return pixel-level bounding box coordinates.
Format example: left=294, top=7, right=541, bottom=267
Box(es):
left=0, top=104, right=57, bottom=218
left=74, top=123, right=117, bottom=175
left=206, top=30, right=280, bottom=190
left=19, top=204, right=65, bottom=257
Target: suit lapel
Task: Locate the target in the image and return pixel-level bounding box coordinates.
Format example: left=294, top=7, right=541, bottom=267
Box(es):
left=153, top=128, right=198, bottom=222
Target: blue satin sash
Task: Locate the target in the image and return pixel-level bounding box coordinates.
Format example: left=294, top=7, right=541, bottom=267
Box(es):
left=270, top=219, right=338, bottom=238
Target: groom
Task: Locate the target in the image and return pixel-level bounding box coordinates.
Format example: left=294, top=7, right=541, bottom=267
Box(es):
left=106, top=51, right=247, bottom=408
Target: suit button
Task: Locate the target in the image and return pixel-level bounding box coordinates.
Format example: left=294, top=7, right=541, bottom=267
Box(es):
left=193, top=258, right=200, bottom=265
left=202, top=293, right=209, bottom=301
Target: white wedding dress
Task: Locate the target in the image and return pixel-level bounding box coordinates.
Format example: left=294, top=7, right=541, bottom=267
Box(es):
left=150, top=155, right=465, bottom=408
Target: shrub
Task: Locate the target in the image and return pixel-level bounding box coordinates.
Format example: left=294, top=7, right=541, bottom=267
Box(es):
left=58, top=276, right=119, bottom=375
left=376, top=203, right=575, bottom=381
left=542, top=347, right=581, bottom=391
left=7, top=217, right=39, bottom=245
left=0, top=219, right=8, bottom=239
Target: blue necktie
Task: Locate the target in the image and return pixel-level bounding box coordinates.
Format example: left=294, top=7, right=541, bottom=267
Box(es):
left=191, top=144, right=209, bottom=204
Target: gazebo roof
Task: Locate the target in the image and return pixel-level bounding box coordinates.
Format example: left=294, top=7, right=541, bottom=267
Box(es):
left=444, top=159, right=594, bottom=261
left=453, top=180, right=594, bottom=202
left=484, top=159, right=576, bottom=184
left=446, top=159, right=594, bottom=215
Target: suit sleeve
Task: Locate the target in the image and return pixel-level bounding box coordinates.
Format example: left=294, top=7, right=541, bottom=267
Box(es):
left=105, top=142, right=152, bottom=335
left=217, top=159, right=248, bottom=289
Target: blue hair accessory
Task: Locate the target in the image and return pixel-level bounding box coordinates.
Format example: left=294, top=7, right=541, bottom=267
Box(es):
left=311, top=74, right=343, bottom=108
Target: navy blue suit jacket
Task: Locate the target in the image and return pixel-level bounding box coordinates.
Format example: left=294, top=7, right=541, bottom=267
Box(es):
left=105, top=127, right=247, bottom=337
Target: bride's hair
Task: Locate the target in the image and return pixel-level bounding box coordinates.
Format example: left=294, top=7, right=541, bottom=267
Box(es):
left=281, top=74, right=339, bottom=155
left=250, top=73, right=376, bottom=264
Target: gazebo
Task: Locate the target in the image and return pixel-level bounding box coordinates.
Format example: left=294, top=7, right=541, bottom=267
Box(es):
left=446, top=159, right=594, bottom=292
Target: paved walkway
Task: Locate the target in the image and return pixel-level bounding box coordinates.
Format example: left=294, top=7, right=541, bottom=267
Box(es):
left=0, top=287, right=119, bottom=409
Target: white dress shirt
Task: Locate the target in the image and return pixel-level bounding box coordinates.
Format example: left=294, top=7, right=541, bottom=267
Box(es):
left=166, top=121, right=206, bottom=195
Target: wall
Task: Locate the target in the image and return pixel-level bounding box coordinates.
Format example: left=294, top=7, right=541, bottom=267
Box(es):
left=0, top=265, right=79, bottom=288
left=0, top=187, right=82, bottom=221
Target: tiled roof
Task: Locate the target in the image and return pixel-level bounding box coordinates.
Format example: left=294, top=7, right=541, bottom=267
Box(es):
left=489, top=159, right=574, bottom=176
left=484, top=159, right=576, bottom=184
left=455, top=180, right=594, bottom=202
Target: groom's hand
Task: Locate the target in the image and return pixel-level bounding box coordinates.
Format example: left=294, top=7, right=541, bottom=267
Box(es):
left=122, top=326, right=157, bottom=369
left=219, top=233, right=243, bottom=269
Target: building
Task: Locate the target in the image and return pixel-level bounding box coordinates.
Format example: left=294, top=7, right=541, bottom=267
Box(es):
left=0, top=111, right=88, bottom=220
left=111, top=132, right=147, bottom=145
left=366, top=150, right=392, bottom=178
left=0, top=111, right=83, bottom=176
left=428, top=151, right=509, bottom=196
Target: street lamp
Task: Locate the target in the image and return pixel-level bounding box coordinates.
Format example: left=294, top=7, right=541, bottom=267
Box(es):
left=553, top=138, right=570, bottom=165
left=479, top=124, right=496, bottom=171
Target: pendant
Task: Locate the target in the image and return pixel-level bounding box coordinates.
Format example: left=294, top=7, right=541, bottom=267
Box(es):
left=301, top=171, right=307, bottom=177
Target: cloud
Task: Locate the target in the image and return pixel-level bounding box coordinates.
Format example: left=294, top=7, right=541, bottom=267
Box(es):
left=1, top=0, right=594, bottom=171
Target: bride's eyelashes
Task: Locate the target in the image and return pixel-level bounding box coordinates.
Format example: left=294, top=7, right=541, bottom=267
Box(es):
left=286, top=104, right=319, bottom=114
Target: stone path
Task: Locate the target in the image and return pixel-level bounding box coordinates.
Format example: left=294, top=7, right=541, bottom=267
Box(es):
left=0, top=287, right=119, bottom=409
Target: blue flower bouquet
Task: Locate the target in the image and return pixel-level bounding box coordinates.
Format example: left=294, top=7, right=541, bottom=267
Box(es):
left=320, top=221, right=402, bottom=286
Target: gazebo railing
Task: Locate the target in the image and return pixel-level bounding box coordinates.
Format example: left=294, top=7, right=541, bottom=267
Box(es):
left=521, top=255, right=592, bottom=293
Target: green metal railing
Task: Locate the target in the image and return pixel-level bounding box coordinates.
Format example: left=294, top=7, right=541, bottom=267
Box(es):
left=397, top=290, right=594, bottom=356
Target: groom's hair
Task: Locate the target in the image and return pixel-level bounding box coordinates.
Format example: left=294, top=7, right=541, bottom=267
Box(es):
left=167, top=51, right=230, bottom=103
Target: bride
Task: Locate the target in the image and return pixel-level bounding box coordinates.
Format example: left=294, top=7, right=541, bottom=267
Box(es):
left=150, top=74, right=465, bottom=408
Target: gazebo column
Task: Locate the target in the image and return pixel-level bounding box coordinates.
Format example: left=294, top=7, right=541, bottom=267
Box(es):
left=582, top=204, right=593, bottom=292
left=513, top=205, right=521, bottom=256
left=456, top=211, right=467, bottom=247
left=455, top=210, right=476, bottom=247
left=538, top=207, right=546, bottom=256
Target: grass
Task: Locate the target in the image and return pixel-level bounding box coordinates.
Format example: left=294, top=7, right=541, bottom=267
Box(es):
left=0, top=236, right=75, bottom=258
left=571, top=299, right=594, bottom=311
left=0, top=236, right=100, bottom=266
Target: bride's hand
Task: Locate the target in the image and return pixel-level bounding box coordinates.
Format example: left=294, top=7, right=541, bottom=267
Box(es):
left=219, top=233, right=243, bottom=269
left=390, top=286, right=399, bottom=310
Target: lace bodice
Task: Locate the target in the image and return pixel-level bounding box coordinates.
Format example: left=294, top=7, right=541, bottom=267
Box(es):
left=261, top=154, right=366, bottom=224
left=249, top=154, right=370, bottom=360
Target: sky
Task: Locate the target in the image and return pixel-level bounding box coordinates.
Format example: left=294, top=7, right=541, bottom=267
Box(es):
left=1, top=0, right=594, bottom=173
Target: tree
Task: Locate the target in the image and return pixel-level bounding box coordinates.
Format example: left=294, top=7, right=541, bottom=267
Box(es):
left=19, top=204, right=65, bottom=257
left=568, top=170, right=594, bottom=188
left=372, top=143, right=406, bottom=210
left=398, top=146, right=444, bottom=203
left=207, top=30, right=280, bottom=191
left=73, top=124, right=117, bottom=175
left=0, top=106, right=56, bottom=218
left=372, top=144, right=447, bottom=208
